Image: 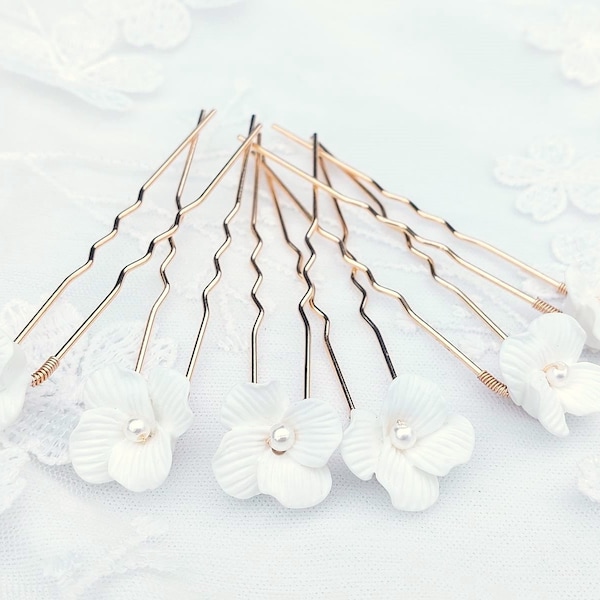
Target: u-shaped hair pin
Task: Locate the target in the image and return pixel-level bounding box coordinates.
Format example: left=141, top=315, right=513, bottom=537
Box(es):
left=257, top=134, right=600, bottom=439
left=68, top=116, right=261, bottom=492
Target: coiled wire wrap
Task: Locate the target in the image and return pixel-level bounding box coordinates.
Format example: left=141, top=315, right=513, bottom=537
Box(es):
left=31, top=357, right=60, bottom=387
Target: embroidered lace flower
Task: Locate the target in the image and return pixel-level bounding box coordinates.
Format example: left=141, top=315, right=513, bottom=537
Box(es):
left=70, top=364, right=193, bottom=492
left=578, top=455, right=600, bottom=502
left=340, top=374, right=475, bottom=512
left=563, top=266, right=600, bottom=350
left=526, top=4, right=600, bottom=86
left=212, top=381, right=343, bottom=509
left=0, top=331, right=30, bottom=431
left=494, top=139, right=600, bottom=221
left=499, top=313, right=600, bottom=437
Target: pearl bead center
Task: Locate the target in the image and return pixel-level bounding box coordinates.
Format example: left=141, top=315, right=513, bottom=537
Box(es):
left=269, top=423, right=295, bottom=453
left=391, top=420, right=415, bottom=450
left=125, top=418, right=153, bottom=443
left=543, top=361, right=570, bottom=388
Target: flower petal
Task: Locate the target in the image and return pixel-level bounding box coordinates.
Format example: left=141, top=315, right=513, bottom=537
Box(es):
left=561, top=44, right=600, bottom=86
left=527, top=313, right=586, bottom=364
left=522, top=372, right=569, bottom=437
left=83, top=364, right=153, bottom=418
left=381, top=374, right=447, bottom=439
left=0, top=341, right=30, bottom=429
left=500, top=314, right=586, bottom=402
left=516, top=182, right=568, bottom=222
left=404, top=415, right=474, bottom=477
left=376, top=440, right=439, bottom=511
left=221, top=381, right=288, bottom=429
left=340, top=409, right=382, bottom=480
left=107, top=425, right=173, bottom=492
left=282, top=399, right=342, bottom=468
left=257, top=450, right=332, bottom=509
left=556, top=362, right=600, bottom=417
left=70, top=407, right=127, bottom=484
left=212, top=426, right=269, bottom=500
left=147, top=368, right=193, bottom=438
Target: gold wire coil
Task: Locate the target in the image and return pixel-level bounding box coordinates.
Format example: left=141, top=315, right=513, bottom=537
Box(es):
left=478, top=371, right=510, bottom=397
left=557, top=282, right=568, bottom=296
left=31, top=357, right=60, bottom=387
left=532, top=298, right=561, bottom=314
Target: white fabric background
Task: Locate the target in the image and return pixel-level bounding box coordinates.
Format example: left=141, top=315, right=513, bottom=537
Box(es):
left=1, top=0, right=600, bottom=598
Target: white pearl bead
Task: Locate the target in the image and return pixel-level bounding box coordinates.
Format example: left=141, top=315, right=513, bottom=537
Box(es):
left=391, top=420, right=415, bottom=450
left=125, top=418, right=152, bottom=443
left=269, top=423, right=295, bottom=453
left=544, top=361, right=570, bottom=388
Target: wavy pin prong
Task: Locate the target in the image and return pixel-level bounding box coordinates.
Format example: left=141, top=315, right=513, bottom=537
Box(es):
left=263, top=137, right=354, bottom=410
left=16, top=109, right=217, bottom=348
left=244, top=140, right=561, bottom=318
left=32, top=118, right=263, bottom=386
left=273, top=124, right=568, bottom=297
left=259, top=157, right=509, bottom=398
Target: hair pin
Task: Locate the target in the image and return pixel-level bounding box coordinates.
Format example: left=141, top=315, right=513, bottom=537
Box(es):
left=69, top=116, right=261, bottom=492
left=261, top=150, right=474, bottom=511
left=0, top=110, right=216, bottom=432
left=213, top=134, right=355, bottom=509
left=258, top=142, right=600, bottom=437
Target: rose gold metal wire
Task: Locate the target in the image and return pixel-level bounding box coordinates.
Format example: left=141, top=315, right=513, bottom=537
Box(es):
left=244, top=141, right=559, bottom=316
left=321, top=159, right=510, bottom=340
left=260, top=159, right=509, bottom=398
left=185, top=116, right=257, bottom=381
left=134, top=113, right=203, bottom=373
left=249, top=133, right=265, bottom=384
left=32, top=120, right=262, bottom=386
left=15, top=109, right=217, bottom=348
left=273, top=125, right=568, bottom=296
left=263, top=140, right=354, bottom=409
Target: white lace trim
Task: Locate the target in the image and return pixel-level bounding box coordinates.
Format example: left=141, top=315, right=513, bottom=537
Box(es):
left=0, top=299, right=176, bottom=465
left=0, top=0, right=244, bottom=110
left=526, top=4, right=600, bottom=87
left=494, top=138, right=600, bottom=221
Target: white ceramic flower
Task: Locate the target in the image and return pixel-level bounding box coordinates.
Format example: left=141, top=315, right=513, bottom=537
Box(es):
left=0, top=331, right=30, bottom=431
left=212, top=381, right=343, bottom=509
left=340, top=374, right=474, bottom=512
left=578, top=455, right=600, bottom=503
left=499, top=313, right=600, bottom=437
left=70, top=364, right=193, bottom=492
left=564, top=266, right=600, bottom=350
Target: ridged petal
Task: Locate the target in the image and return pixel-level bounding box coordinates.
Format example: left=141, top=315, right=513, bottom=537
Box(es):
left=527, top=313, right=586, bottom=364
left=376, top=440, right=439, bottom=511
left=256, top=451, right=332, bottom=509
left=212, top=426, right=269, bottom=500
left=107, top=425, right=173, bottom=492
left=404, top=415, right=475, bottom=477
left=500, top=333, right=549, bottom=402
left=522, top=372, right=568, bottom=437
left=556, top=362, right=600, bottom=416
left=340, top=409, right=381, bottom=480
left=147, top=368, right=193, bottom=438
left=70, top=407, right=127, bottom=484
left=283, top=399, right=342, bottom=468
left=83, top=364, right=153, bottom=418
left=0, top=339, right=30, bottom=429
left=381, top=374, right=447, bottom=439
left=221, top=381, right=287, bottom=429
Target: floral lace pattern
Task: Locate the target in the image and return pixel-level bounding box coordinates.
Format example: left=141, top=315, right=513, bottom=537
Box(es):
left=0, top=299, right=176, bottom=465
left=494, top=138, right=600, bottom=221
left=0, top=0, right=243, bottom=110
left=526, top=4, right=600, bottom=86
